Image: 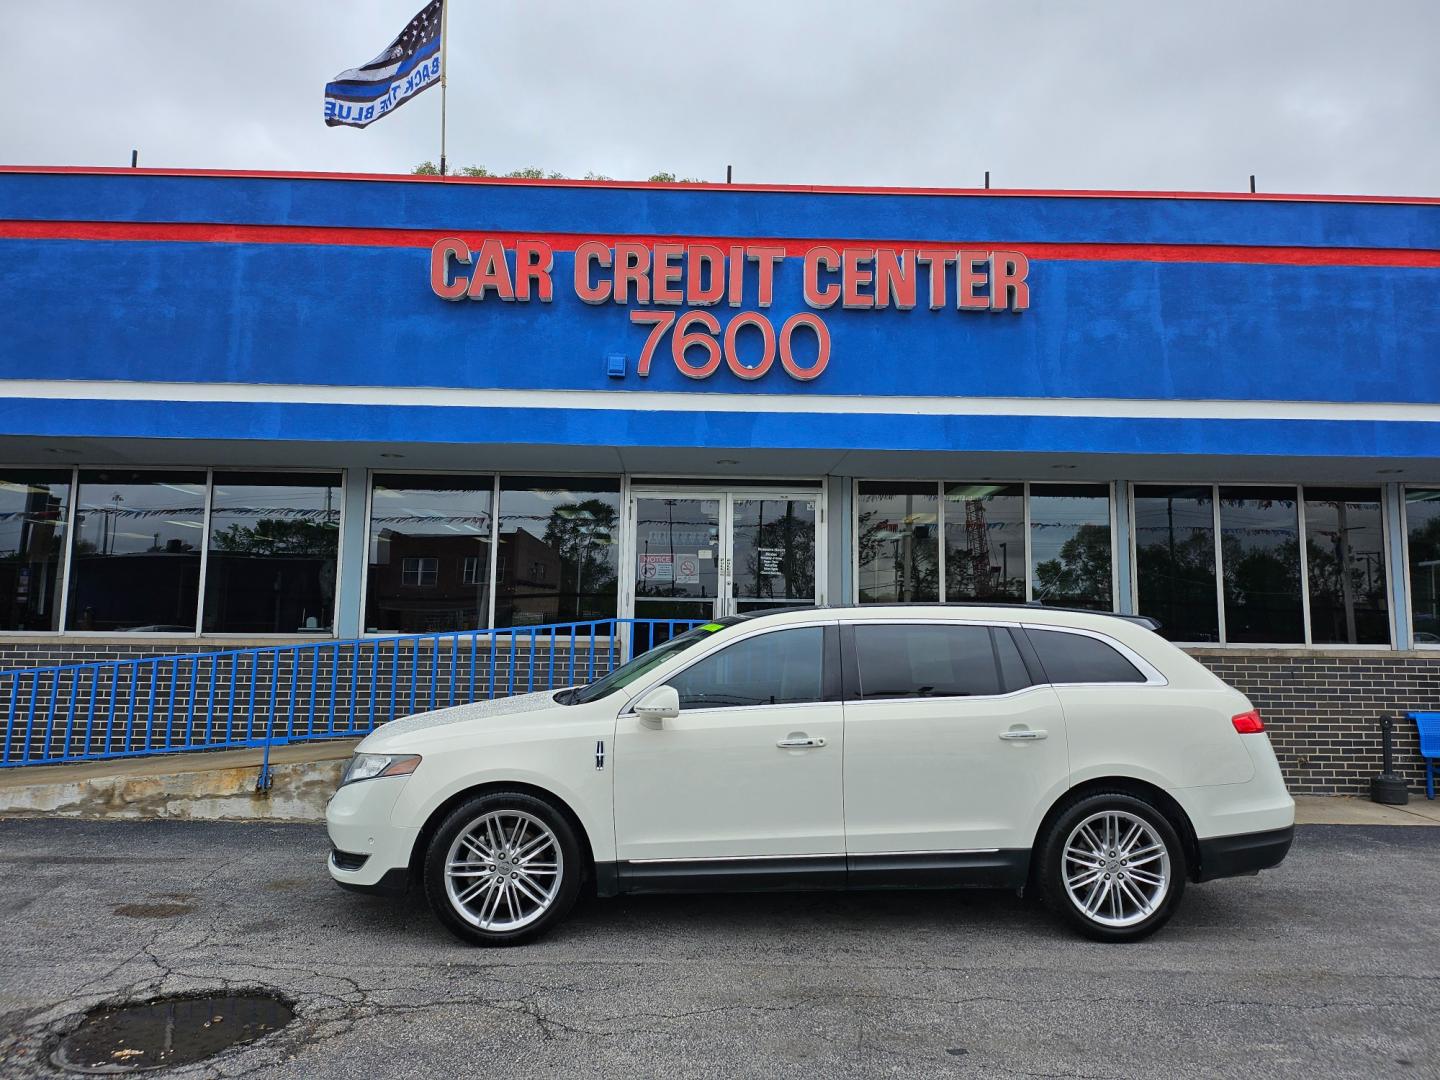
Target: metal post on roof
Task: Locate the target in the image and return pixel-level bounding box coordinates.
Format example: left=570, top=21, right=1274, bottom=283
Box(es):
left=984, top=170, right=990, bottom=189
left=130, top=149, right=138, bottom=168
left=726, top=164, right=733, bottom=184
left=1249, top=174, right=1256, bottom=194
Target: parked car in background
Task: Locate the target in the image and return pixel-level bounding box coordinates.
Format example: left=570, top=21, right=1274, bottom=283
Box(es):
left=327, top=605, right=1294, bottom=944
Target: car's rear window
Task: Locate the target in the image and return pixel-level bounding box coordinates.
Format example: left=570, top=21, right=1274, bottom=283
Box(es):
left=1025, top=628, right=1146, bottom=684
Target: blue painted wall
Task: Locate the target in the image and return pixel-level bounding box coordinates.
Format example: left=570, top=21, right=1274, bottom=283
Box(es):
left=0, top=172, right=1436, bottom=453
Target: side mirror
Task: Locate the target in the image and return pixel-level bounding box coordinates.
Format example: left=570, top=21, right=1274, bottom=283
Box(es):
left=634, top=685, right=680, bottom=729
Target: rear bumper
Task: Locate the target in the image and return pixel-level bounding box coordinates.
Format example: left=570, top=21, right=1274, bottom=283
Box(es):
left=1196, top=825, right=1294, bottom=882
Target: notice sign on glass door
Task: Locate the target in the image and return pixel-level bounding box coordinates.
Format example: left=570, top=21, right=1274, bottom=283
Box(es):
left=759, top=548, right=784, bottom=577
left=639, top=554, right=674, bottom=581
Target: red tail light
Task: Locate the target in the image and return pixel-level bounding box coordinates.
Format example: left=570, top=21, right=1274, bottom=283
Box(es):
left=1231, top=709, right=1265, bottom=734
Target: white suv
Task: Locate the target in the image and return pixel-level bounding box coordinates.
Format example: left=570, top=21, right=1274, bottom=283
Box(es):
left=326, top=605, right=1294, bottom=944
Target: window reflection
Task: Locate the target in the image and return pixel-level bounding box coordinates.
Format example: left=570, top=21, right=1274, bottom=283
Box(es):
left=1406, top=488, right=1440, bottom=646
left=1304, top=488, right=1389, bottom=645
left=1029, top=484, right=1112, bottom=610
left=366, top=475, right=492, bottom=633
left=0, top=472, right=71, bottom=631
left=1134, top=485, right=1219, bottom=642
left=1219, top=486, right=1303, bottom=643
left=944, top=483, right=1025, bottom=602
left=204, top=472, right=340, bottom=634
left=496, top=478, right=620, bottom=627
left=856, top=482, right=939, bottom=603
left=67, top=471, right=205, bottom=632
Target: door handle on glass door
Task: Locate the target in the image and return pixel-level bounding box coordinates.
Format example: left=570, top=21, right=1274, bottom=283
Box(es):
left=776, top=735, right=826, bottom=749
left=998, top=729, right=1047, bottom=741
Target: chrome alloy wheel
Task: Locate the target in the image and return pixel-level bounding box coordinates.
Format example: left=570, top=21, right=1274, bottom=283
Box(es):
left=444, top=810, right=563, bottom=931
left=1062, top=809, right=1171, bottom=928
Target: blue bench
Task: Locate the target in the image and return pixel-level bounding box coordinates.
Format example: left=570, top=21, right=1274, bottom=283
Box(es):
left=1410, top=713, right=1440, bottom=800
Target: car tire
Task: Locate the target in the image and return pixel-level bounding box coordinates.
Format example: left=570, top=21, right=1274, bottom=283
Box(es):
left=1037, top=791, right=1187, bottom=943
left=423, top=790, right=584, bottom=947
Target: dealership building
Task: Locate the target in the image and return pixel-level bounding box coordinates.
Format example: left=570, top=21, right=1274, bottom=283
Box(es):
left=0, top=166, right=1436, bottom=793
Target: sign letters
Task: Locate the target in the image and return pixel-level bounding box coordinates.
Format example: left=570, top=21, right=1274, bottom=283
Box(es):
left=430, top=237, right=1030, bottom=382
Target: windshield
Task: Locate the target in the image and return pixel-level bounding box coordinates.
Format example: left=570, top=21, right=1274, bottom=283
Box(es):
left=568, top=619, right=743, bottom=704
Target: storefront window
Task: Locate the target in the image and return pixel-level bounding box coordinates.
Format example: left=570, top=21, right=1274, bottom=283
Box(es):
left=1133, top=485, right=1219, bottom=642
left=1219, top=486, right=1303, bottom=643
left=856, top=482, right=939, bottom=603
left=0, top=471, right=71, bottom=632
left=1304, top=488, right=1389, bottom=645
left=944, top=484, right=1025, bottom=602
left=366, top=474, right=492, bottom=633
left=1029, top=484, right=1112, bottom=610
left=66, top=470, right=205, bottom=632
left=495, top=477, right=620, bottom=627
left=203, top=473, right=340, bottom=634
left=1406, top=488, right=1440, bottom=646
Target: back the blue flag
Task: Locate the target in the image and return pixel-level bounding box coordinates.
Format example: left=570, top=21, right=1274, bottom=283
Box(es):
left=325, top=0, right=443, bottom=129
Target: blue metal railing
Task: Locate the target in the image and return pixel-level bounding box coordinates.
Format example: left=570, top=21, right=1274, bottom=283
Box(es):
left=0, top=617, right=702, bottom=783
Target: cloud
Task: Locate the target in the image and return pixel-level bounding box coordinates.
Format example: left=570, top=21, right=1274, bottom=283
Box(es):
left=2, top=0, right=1436, bottom=195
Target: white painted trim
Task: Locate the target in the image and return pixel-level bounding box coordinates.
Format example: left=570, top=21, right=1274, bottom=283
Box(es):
left=6, top=379, right=1440, bottom=423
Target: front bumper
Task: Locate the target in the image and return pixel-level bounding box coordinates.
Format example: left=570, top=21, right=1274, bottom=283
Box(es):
left=325, top=775, right=419, bottom=892
left=1195, top=825, right=1295, bottom=882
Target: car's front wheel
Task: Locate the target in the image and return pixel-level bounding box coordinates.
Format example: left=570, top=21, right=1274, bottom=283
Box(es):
left=423, top=791, right=583, bottom=946
left=1038, top=792, right=1187, bottom=943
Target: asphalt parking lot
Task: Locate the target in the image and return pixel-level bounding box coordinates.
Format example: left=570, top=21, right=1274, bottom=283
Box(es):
left=0, top=819, right=1436, bottom=1079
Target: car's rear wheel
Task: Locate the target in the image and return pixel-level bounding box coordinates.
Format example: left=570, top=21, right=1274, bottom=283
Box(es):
left=1039, top=792, right=1186, bottom=942
left=423, top=791, right=583, bottom=946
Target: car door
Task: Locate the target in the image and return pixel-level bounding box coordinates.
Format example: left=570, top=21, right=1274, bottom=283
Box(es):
left=840, top=620, right=1069, bottom=885
left=612, top=622, right=845, bottom=888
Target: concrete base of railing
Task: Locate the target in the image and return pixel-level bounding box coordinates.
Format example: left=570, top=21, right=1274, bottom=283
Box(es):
left=0, top=740, right=357, bottom=822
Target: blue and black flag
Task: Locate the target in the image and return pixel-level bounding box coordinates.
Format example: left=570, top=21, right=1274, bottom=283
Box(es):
left=324, top=0, right=443, bottom=129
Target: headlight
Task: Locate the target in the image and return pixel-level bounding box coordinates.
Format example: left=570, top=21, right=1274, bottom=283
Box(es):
left=340, top=753, right=422, bottom=786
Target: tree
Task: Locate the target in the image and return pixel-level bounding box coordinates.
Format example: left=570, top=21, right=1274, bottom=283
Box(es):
left=541, top=499, right=619, bottom=617
left=1033, top=525, right=1113, bottom=609
left=411, top=163, right=696, bottom=181
left=210, top=519, right=338, bottom=558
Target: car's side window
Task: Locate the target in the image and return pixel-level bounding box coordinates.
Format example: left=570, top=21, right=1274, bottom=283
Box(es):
left=667, top=627, right=825, bottom=710
left=852, top=623, right=1024, bottom=700
left=1025, top=627, right=1147, bottom=684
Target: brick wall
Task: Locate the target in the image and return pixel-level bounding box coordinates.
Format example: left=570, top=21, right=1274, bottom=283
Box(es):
left=1189, top=648, right=1440, bottom=796
left=3, top=638, right=1437, bottom=797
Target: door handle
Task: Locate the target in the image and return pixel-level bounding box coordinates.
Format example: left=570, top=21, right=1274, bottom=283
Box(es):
left=999, top=729, right=1047, bottom=741
left=777, top=735, right=826, bottom=749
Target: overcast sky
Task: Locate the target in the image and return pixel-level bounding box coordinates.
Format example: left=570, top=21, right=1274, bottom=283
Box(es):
left=4, top=1, right=1437, bottom=196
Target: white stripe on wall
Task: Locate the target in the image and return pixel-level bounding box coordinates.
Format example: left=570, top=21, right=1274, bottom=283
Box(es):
left=2, top=380, right=1438, bottom=424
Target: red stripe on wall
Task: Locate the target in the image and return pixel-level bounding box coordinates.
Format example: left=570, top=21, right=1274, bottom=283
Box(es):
left=3, top=165, right=1439, bottom=205
left=1, top=219, right=1437, bottom=269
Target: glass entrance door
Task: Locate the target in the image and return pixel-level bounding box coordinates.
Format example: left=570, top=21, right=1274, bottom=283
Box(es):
left=730, top=495, right=818, bottom=614
left=628, top=489, right=821, bottom=632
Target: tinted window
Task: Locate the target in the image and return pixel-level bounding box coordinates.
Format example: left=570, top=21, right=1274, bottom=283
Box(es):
left=1409, top=488, right=1440, bottom=645
left=670, top=627, right=824, bottom=709
left=1029, top=484, right=1113, bottom=611
left=1026, top=629, right=1146, bottom=684
left=1133, top=484, right=1219, bottom=643
left=1219, top=486, right=1303, bottom=643
left=1304, top=487, right=1389, bottom=645
left=0, top=471, right=71, bottom=631
left=853, top=624, right=1007, bottom=699
left=856, top=482, right=939, bottom=603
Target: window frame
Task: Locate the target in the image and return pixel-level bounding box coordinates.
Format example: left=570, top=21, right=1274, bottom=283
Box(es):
left=1127, top=481, right=1395, bottom=650
left=1401, top=484, right=1440, bottom=651
left=851, top=479, right=1119, bottom=613
left=624, top=620, right=840, bottom=715
left=359, top=468, right=625, bottom=638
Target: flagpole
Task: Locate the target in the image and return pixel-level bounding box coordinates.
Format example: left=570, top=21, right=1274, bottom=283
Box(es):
left=439, top=0, right=449, bottom=176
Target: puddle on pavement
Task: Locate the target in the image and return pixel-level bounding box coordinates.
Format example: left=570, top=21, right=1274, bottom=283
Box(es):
left=53, top=992, right=294, bottom=1073
left=112, top=903, right=195, bottom=919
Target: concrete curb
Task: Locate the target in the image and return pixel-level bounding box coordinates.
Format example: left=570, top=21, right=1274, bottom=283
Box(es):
left=0, top=741, right=359, bottom=822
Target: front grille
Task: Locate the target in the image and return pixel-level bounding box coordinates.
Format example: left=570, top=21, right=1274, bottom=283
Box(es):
left=330, top=848, right=369, bottom=872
